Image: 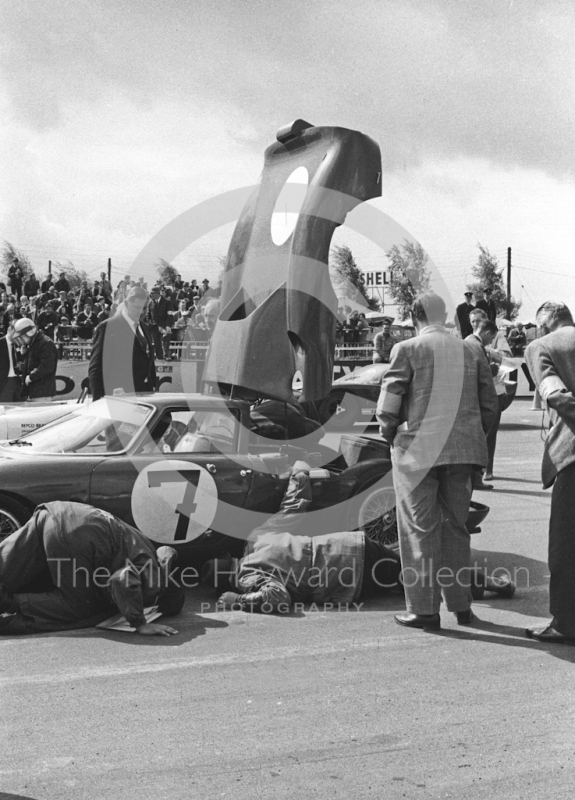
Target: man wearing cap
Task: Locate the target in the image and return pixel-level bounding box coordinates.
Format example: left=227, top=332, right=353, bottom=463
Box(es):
left=475, top=288, right=497, bottom=323
left=89, top=285, right=156, bottom=400
left=0, top=501, right=184, bottom=635
left=372, top=318, right=397, bottom=363
left=200, top=279, right=214, bottom=303
left=456, top=292, right=476, bottom=338
left=12, top=317, right=58, bottom=400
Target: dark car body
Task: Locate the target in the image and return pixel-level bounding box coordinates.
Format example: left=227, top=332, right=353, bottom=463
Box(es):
left=0, top=392, right=489, bottom=565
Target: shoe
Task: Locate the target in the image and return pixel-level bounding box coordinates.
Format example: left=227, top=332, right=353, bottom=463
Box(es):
left=456, top=609, right=475, bottom=625
left=483, top=473, right=494, bottom=481
left=525, top=624, right=575, bottom=645
left=475, top=480, right=493, bottom=491
left=485, top=576, right=516, bottom=598
left=394, top=613, right=441, bottom=630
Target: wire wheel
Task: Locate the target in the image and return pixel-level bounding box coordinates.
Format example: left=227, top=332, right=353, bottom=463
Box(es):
left=357, top=487, right=398, bottom=549
left=0, top=508, right=23, bottom=543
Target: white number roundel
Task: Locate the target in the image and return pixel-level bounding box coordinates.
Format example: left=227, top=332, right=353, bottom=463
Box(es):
left=131, top=461, right=218, bottom=544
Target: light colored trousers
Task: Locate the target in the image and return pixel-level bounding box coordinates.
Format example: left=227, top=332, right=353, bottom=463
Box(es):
left=393, top=463, right=474, bottom=614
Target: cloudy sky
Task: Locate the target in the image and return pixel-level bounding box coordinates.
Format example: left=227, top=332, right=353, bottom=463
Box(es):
left=1, top=0, right=574, bottom=318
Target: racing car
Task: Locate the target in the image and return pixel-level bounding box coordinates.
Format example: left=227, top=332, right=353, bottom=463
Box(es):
left=0, top=393, right=488, bottom=563
left=317, top=358, right=519, bottom=431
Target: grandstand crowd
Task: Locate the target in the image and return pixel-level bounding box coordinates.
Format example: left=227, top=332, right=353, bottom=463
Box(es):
left=0, top=260, right=219, bottom=359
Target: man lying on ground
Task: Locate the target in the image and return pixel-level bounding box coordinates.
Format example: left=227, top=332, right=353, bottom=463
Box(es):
left=0, top=501, right=185, bottom=636
left=202, top=462, right=403, bottom=612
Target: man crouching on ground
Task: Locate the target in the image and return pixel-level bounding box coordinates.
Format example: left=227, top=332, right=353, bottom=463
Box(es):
left=0, top=501, right=185, bottom=636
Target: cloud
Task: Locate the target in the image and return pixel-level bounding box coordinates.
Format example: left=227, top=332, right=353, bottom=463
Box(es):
left=1, top=0, right=574, bottom=176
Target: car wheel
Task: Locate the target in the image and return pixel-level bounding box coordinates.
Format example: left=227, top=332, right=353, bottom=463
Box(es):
left=349, top=484, right=398, bottom=550
left=0, top=499, right=30, bottom=543
left=319, top=392, right=361, bottom=431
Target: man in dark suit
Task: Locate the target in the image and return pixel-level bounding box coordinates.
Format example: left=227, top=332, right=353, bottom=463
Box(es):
left=89, top=286, right=156, bottom=400
left=147, top=285, right=173, bottom=360
left=0, top=324, right=22, bottom=402
left=455, top=291, right=475, bottom=338
left=475, top=288, right=497, bottom=323
left=525, top=301, right=575, bottom=645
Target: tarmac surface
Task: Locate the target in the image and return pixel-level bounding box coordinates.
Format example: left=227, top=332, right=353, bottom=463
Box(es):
left=1, top=398, right=574, bottom=800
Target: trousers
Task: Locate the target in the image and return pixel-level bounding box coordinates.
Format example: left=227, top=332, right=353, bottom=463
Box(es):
left=393, top=463, right=473, bottom=614
left=0, top=509, right=115, bottom=635
left=548, top=461, right=575, bottom=637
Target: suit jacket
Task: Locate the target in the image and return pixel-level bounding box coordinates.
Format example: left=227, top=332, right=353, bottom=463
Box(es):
left=525, top=325, right=575, bottom=488
left=476, top=299, right=497, bottom=323
left=89, top=313, right=156, bottom=400
left=148, top=296, right=172, bottom=328
left=376, top=325, right=498, bottom=471
left=20, top=331, right=58, bottom=398
left=456, top=302, right=475, bottom=338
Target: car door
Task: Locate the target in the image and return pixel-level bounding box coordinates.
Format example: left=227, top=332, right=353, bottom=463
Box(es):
left=88, top=406, right=254, bottom=548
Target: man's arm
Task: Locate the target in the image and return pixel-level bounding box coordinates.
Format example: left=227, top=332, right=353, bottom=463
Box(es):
left=375, top=345, right=412, bottom=444
left=108, top=564, right=177, bottom=635
left=476, top=353, right=499, bottom=434
left=526, top=341, right=575, bottom=435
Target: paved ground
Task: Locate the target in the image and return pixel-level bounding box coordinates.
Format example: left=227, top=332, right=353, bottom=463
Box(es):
left=2, top=398, right=574, bottom=800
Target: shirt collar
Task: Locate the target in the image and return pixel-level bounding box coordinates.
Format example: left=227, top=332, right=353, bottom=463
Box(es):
left=121, top=305, right=138, bottom=333
left=418, top=324, right=447, bottom=336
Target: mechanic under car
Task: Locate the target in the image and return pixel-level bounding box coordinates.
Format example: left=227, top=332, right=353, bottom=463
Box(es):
left=0, top=501, right=185, bottom=636
left=201, top=461, right=404, bottom=612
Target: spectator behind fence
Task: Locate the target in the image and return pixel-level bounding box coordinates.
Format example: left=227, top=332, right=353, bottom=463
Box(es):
left=372, top=317, right=396, bottom=363
left=89, top=286, right=156, bottom=400
left=36, top=301, right=59, bottom=340
left=508, top=322, right=527, bottom=356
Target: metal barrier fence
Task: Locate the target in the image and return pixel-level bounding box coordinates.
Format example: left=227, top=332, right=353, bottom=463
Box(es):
left=58, top=340, right=375, bottom=362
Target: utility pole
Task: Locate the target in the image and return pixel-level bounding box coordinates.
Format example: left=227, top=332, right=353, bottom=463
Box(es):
left=48, top=260, right=52, bottom=277
left=507, top=247, right=512, bottom=311
left=107, top=257, right=112, bottom=283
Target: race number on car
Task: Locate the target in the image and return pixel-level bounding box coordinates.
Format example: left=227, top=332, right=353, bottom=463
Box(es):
left=131, top=461, right=218, bottom=544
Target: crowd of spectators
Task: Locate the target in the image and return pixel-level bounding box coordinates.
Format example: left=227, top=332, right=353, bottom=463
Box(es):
left=0, top=261, right=219, bottom=360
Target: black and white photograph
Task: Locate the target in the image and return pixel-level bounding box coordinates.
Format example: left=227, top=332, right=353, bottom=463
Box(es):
left=0, top=1, right=574, bottom=798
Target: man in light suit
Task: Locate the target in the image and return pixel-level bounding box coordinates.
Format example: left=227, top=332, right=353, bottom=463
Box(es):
left=525, top=301, right=575, bottom=645
left=376, top=293, right=498, bottom=630
left=89, top=286, right=156, bottom=400
left=0, top=323, right=22, bottom=402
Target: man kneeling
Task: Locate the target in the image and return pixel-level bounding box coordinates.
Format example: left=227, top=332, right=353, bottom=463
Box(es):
left=0, top=501, right=185, bottom=636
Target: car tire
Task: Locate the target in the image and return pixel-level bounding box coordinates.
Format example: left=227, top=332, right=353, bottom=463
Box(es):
left=348, top=483, right=398, bottom=551
left=0, top=498, right=31, bottom=543
left=319, top=391, right=361, bottom=431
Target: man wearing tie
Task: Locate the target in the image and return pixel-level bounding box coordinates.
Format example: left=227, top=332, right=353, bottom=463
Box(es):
left=89, top=286, right=156, bottom=400
left=0, top=323, right=22, bottom=402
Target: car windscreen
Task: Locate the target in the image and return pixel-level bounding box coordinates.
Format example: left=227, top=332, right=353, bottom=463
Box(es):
left=0, top=398, right=153, bottom=454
